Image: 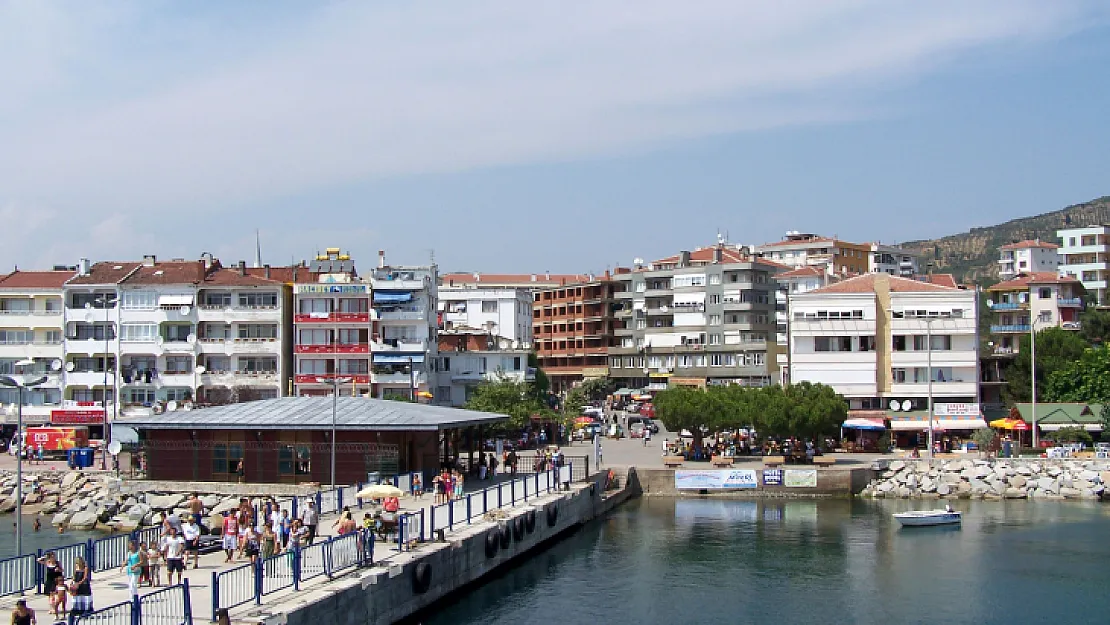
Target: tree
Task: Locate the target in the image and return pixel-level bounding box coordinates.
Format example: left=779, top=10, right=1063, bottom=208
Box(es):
left=464, top=378, right=555, bottom=432
left=1044, top=347, right=1110, bottom=403
left=1046, top=426, right=1093, bottom=446
left=578, top=377, right=613, bottom=401
left=782, top=382, right=847, bottom=441
left=654, top=386, right=718, bottom=447
left=1080, top=309, right=1110, bottom=345
left=1002, top=327, right=1088, bottom=404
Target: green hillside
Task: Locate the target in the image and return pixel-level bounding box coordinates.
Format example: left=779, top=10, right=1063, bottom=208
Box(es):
left=902, top=196, right=1110, bottom=284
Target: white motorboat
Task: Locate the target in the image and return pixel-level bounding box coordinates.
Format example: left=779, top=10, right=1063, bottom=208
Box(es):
left=893, top=509, right=962, bottom=527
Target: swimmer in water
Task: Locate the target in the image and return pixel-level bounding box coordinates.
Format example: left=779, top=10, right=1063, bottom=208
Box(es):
left=33, top=518, right=41, bottom=532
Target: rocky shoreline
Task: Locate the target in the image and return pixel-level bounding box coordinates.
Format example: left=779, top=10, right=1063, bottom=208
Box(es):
left=1, top=470, right=275, bottom=533
left=861, top=458, right=1110, bottom=500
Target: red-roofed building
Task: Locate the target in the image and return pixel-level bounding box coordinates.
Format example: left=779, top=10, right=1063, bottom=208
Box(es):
left=754, top=232, right=872, bottom=276
left=998, top=238, right=1060, bottom=281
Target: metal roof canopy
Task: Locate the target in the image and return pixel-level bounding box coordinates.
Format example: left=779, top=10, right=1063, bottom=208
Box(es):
left=118, top=397, right=507, bottom=431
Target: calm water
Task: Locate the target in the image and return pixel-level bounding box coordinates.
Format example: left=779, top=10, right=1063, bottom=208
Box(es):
left=424, top=497, right=1110, bottom=625
left=1, top=522, right=112, bottom=559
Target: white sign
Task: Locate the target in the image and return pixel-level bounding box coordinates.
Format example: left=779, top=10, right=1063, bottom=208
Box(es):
left=674, top=469, right=758, bottom=490
left=934, top=403, right=980, bottom=417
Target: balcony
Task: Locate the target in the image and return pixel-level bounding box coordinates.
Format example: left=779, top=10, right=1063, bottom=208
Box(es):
left=294, top=373, right=371, bottom=385
left=372, top=339, right=426, bottom=352
left=158, top=372, right=195, bottom=387
left=294, top=312, right=371, bottom=324
left=66, top=370, right=112, bottom=387
left=990, top=324, right=1031, bottom=334
left=371, top=371, right=426, bottom=385
left=295, top=343, right=370, bottom=354
left=376, top=309, right=425, bottom=322
left=161, top=340, right=196, bottom=353
left=197, top=305, right=282, bottom=322
left=989, top=302, right=1024, bottom=311
left=65, top=338, right=119, bottom=355
left=199, top=371, right=279, bottom=387
left=1057, top=298, right=1084, bottom=308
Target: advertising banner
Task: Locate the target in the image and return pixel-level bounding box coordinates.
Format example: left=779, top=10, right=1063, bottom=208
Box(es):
left=784, top=469, right=818, bottom=488
left=50, top=409, right=105, bottom=425
left=674, top=469, right=758, bottom=490
left=762, top=469, right=784, bottom=486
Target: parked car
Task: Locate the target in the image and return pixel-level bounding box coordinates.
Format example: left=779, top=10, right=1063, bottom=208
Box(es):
left=627, top=416, right=659, bottom=434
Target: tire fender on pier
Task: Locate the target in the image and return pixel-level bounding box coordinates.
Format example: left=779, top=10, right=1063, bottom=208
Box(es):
left=485, top=530, right=499, bottom=558
left=512, top=516, right=525, bottom=541
left=545, top=503, right=558, bottom=527
left=499, top=522, right=511, bottom=549
left=412, top=562, right=432, bottom=594
left=525, top=509, right=537, bottom=534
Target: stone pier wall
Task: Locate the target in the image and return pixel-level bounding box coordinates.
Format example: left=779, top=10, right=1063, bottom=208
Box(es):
left=861, top=458, right=1110, bottom=500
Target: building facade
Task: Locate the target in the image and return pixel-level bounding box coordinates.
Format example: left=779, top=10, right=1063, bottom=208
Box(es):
left=869, top=243, right=921, bottom=277
left=997, top=240, right=1060, bottom=282
left=773, top=266, right=836, bottom=386
left=607, top=246, right=781, bottom=391
left=1057, top=225, right=1110, bottom=304
left=533, top=275, right=615, bottom=392
left=789, top=273, right=980, bottom=432
left=755, top=232, right=871, bottom=276
left=436, top=330, right=534, bottom=406
left=368, top=251, right=439, bottom=401
left=0, top=270, right=71, bottom=426
left=437, top=286, right=533, bottom=345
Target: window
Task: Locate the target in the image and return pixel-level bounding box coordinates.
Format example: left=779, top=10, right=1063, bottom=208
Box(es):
left=892, top=368, right=907, bottom=383
left=0, top=330, right=32, bottom=344
left=164, top=355, right=192, bottom=374
left=723, top=354, right=736, bottom=366
left=240, top=357, right=277, bottom=373
left=678, top=355, right=692, bottom=368
left=859, top=336, right=876, bottom=352
left=298, top=359, right=329, bottom=374
left=1037, top=288, right=1052, bottom=299
left=1039, top=311, right=1053, bottom=323
left=123, top=388, right=156, bottom=405
left=337, top=359, right=369, bottom=374
left=203, top=292, right=232, bottom=307
left=513, top=356, right=521, bottom=370
left=338, top=329, right=366, bottom=344
left=299, top=329, right=330, bottom=345
left=71, top=323, right=115, bottom=340
left=610, top=357, right=622, bottom=369
left=211, top=434, right=244, bottom=478
left=815, top=337, right=852, bottom=352
left=710, top=354, right=723, bottom=367
left=482, top=300, right=498, bottom=313
left=913, top=335, right=951, bottom=351
left=164, top=388, right=192, bottom=401
left=0, top=299, right=30, bottom=313
left=707, top=294, right=721, bottom=305
left=120, top=324, right=157, bottom=342
left=709, top=274, right=722, bottom=286
left=673, top=275, right=706, bottom=288
left=239, top=292, right=278, bottom=308
left=299, top=298, right=331, bottom=314
left=204, top=356, right=231, bottom=372
left=199, top=323, right=230, bottom=340
left=44, top=330, right=61, bottom=344
left=121, top=291, right=156, bottom=310
left=893, top=335, right=907, bottom=351
left=479, top=357, right=487, bottom=373
left=238, top=324, right=277, bottom=339
left=753, top=353, right=765, bottom=366
left=338, top=298, right=368, bottom=313
left=709, top=314, right=722, bottom=325
left=70, top=356, right=114, bottom=372
left=709, top=333, right=723, bottom=345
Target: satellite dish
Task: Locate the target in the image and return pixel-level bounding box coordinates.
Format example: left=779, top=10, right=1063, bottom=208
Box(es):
left=986, top=299, right=994, bottom=307
left=901, top=400, right=913, bottom=412
left=194, top=365, right=206, bottom=375
left=65, top=362, right=75, bottom=372
left=84, top=303, right=92, bottom=310
left=166, top=400, right=179, bottom=412
left=84, top=313, right=94, bottom=323
left=107, top=440, right=122, bottom=456
left=50, top=359, right=62, bottom=372
left=179, top=306, right=191, bottom=316
left=888, top=400, right=900, bottom=411
left=187, top=334, right=196, bottom=344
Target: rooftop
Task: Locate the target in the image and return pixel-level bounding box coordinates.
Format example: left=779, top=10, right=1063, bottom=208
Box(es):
left=0, top=270, right=76, bottom=290
left=775, top=266, right=825, bottom=280
left=66, top=262, right=143, bottom=286
left=1000, top=239, right=1059, bottom=251
left=440, top=272, right=592, bottom=287
left=117, top=397, right=508, bottom=431
left=807, top=273, right=959, bottom=295
left=987, top=272, right=1082, bottom=292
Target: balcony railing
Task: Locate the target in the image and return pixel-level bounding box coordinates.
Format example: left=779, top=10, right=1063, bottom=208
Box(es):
left=376, top=309, right=425, bottom=321
left=1057, top=298, right=1084, bottom=308
left=294, top=312, right=371, bottom=324
left=990, top=325, right=1031, bottom=333
left=293, top=373, right=370, bottom=385
left=989, top=302, right=1023, bottom=310
left=294, top=343, right=370, bottom=354
left=0, top=310, right=62, bottom=316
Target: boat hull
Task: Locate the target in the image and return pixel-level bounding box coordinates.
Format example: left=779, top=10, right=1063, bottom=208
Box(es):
left=894, top=511, right=961, bottom=527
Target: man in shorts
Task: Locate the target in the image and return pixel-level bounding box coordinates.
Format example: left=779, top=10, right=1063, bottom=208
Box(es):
left=300, top=500, right=318, bottom=544
left=182, top=516, right=201, bottom=570
left=161, top=526, right=186, bottom=585
left=187, top=493, right=204, bottom=526
left=220, top=511, right=238, bottom=563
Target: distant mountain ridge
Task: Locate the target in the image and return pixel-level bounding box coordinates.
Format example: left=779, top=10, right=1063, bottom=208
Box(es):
left=901, top=196, right=1110, bottom=284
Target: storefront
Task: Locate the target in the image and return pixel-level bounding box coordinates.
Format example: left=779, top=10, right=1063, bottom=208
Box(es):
left=888, top=410, right=988, bottom=451
left=840, top=411, right=886, bottom=452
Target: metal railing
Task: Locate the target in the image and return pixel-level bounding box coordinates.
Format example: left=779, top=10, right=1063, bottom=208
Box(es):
left=424, top=466, right=572, bottom=538
left=74, top=580, right=193, bottom=625
left=0, top=553, right=36, bottom=597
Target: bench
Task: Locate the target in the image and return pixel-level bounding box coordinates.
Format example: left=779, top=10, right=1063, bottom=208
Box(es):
left=662, top=455, right=685, bottom=468
left=763, top=455, right=785, bottom=467
left=710, top=456, right=734, bottom=468
left=812, top=456, right=837, bottom=467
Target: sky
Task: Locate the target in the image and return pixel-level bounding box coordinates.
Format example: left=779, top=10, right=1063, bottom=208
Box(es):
left=3, top=0, right=1110, bottom=275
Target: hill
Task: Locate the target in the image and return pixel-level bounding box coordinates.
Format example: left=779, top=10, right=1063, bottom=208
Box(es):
left=901, top=196, right=1110, bottom=284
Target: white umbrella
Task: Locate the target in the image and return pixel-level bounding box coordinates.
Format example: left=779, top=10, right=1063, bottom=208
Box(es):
left=357, top=484, right=404, bottom=499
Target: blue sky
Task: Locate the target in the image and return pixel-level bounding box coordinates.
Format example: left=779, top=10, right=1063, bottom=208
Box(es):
left=2, top=1, right=1109, bottom=274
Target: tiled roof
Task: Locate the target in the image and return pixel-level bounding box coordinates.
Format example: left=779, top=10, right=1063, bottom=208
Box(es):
left=123, top=261, right=208, bottom=285
left=652, top=246, right=749, bottom=265
left=440, top=272, right=591, bottom=286
left=203, top=268, right=285, bottom=287
left=0, top=270, right=75, bottom=290
left=924, top=274, right=959, bottom=289
left=66, top=262, right=143, bottom=286
left=759, top=236, right=836, bottom=248
left=775, top=266, right=824, bottom=279
left=987, top=272, right=1081, bottom=291
left=245, top=265, right=308, bottom=284
left=1000, top=239, right=1059, bottom=250
left=808, top=273, right=958, bottom=295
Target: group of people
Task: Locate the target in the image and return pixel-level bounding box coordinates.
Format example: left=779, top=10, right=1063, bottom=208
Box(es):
left=29, top=551, right=93, bottom=624
left=432, top=468, right=466, bottom=504
left=218, top=496, right=319, bottom=564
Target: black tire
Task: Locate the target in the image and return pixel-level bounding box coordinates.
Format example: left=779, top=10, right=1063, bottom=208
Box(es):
left=499, top=523, right=511, bottom=549
left=525, top=509, right=536, bottom=534
left=485, top=530, right=499, bottom=558
left=412, top=562, right=432, bottom=594
left=546, top=503, right=558, bottom=527
left=512, top=516, right=525, bottom=541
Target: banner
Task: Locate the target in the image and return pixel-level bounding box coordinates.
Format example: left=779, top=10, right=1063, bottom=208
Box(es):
left=51, top=409, right=104, bottom=425
left=762, top=469, right=783, bottom=486
left=934, top=403, right=979, bottom=416
left=784, top=469, right=818, bottom=488
left=674, top=469, right=758, bottom=490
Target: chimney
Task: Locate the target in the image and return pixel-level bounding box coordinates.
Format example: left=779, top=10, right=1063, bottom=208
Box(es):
left=264, top=264, right=271, bottom=279
left=679, top=251, right=691, bottom=267
left=238, top=261, right=247, bottom=276
left=142, top=254, right=156, bottom=267
left=378, top=250, right=386, bottom=269
left=78, top=258, right=91, bottom=276
left=713, top=247, right=722, bottom=263
left=545, top=271, right=551, bottom=281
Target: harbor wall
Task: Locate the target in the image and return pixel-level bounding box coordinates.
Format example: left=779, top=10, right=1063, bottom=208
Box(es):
left=635, top=466, right=870, bottom=498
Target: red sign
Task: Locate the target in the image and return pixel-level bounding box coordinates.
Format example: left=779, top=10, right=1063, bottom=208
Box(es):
left=51, top=409, right=105, bottom=425
left=294, top=374, right=370, bottom=385
left=294, top=344, right=369, bottom=354
left=294, top=313, right=370, bottom=324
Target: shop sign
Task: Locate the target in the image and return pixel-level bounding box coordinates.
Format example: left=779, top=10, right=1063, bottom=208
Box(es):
left=934, top=403, right=979, bottom=417
left=51, top=409, right=105, bottom=425
left=582, top=367, right=609, bottom=378
left=295, top=284, right=368, bottom=294
left=674, top=469, right=758, bottom=490
left=784, top=469, right=817, bottom=488
left=762, top=469, right=783, bottom=486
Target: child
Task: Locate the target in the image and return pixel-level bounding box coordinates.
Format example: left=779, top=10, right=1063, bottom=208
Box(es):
left=138, top=542, right=152, bottom=587
left=146, top=542, right=162, bottom=587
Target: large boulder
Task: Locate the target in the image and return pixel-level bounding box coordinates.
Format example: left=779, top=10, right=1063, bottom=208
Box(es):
left=51, top=512, right=70, bottom=526
left=148, top=494, right=185, bottom=510
left=1060, top=487, right=1082, bottom=498
left=60, top=471, right=84, bottom=490
left=211, top=498, right=239, bottom=516
left=1010, top=476, right=1027, bottom=489
left=1003, top=488, right=1027, bottom=499
left=889, top=461, right=906, bottom=472
left=937, top=482, right=951, bottom=496
left=127, top=503, right=151, bottom=522
left=202, top=494, right=222, bottom=509
left=0, top=497, right=15, bottom=514
left=68, top=510, right=99, bottom=530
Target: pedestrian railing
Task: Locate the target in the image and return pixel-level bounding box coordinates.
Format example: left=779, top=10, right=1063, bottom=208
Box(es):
left=211, top=529, right=376, bottom=621
left=74, top=580, right=193, bottom=625
left=424, top=466, right=571, bottom=537
left=0, top=553, right=36, bottom=597
left=93, top=533, right=131, bottom=573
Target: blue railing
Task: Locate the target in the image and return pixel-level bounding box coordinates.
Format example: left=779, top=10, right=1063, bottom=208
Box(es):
left=989, top=302, right=1021, bottom=310
left=424, top=466, right=567, bottom=537
left=0, top=553, right=36, bottom=597
left=1058, top=297, right=1084, bottom=307
left=990, top=324, right=1032, bottom=333
left=74, top=580, right=193, bottom=625
left=211, top=529, right=376, bottom=621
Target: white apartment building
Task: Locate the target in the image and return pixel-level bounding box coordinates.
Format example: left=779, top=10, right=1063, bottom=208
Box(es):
left=369, top=251, right=440, bottom=401
left=773, top=266, right=835, bottom=386
left=997, top=239, right=1060, bottom=282
left=789, top=273, right=982, bottom=436
left=437, top=330, right=533, bottom=406
left=65, top=256, right=291, bottom=423
left=0, top=270, right=70, bottom=427
left=869, top=243, right=921, bottom=277
left=438, top=286, right=533, bottom=345
left=1057, top=225, right=1110, bottom=304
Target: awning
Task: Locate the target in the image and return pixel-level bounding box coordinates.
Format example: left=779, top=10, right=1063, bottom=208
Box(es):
left=373, top=291, right=412, bottom=304
left=890, top=418, right=988, bottom=431
left=372, top=354, right=425, bottom=364
left=613, top=388, right=635, bottom=396
left=158, top=294, right=194, bottom=306
left=1039, top=423, right=1102, bottom=432
left=843, top=418, right=885, bottom=430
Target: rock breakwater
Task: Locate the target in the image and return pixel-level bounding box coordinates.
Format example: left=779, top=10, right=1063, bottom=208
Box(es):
left=861, top=458, right=1110, bottom=500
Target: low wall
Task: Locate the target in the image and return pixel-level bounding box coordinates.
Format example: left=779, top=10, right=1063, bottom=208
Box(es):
left=636, top=466, right=869, bottom=498
left=254, top=470, right=634, bottom=625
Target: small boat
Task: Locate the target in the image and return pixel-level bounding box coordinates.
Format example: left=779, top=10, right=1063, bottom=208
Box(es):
left=893, top=509, right=962, bottom=527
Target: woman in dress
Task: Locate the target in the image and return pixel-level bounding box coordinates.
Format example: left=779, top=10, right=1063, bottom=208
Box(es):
left=261, top=524, right=277, bottom=560
left=37, top=551, right=66, bottom=620
left=68, top=556, right=93, bottom=625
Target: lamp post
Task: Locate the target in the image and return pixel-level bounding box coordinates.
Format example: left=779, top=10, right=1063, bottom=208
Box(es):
left=89, top=295, right=118, bottom=470
left=317, top=376, right=352, bottom=490
left=1030, top=317, right=1046, bottom=450
left=1, top=361, right=49, bottom=558
left=926, top=318, right=935, bottom=461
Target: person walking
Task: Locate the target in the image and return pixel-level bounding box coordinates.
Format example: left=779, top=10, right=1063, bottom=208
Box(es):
left=67, top=556, right=92, bottom=625
left=182, top=516, right=201, bottom=570
left=187, top=493, right=204, bottom=526
left=121, top=540, right=143, bottom=599
left=300, top=500, right=318, bottom=544
left=220, top=511, right=238, bottom=563
left=261, top=524, right=277, bottom=560
left=162, top=526, right=186, bottom=586
left=280, top=509, right=292, bottom=550
left=146, top=541, right=162, bottom=587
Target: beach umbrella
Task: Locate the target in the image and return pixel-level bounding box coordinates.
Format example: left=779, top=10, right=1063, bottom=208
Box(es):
left=988, top=417, right=1012, bottom=428
left=357, top=484, right=404, bottom=499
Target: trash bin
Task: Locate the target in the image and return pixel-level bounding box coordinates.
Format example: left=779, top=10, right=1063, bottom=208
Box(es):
left=67, top=449, right=78, bottom=470
left=75, top=447, right=95, bottom=468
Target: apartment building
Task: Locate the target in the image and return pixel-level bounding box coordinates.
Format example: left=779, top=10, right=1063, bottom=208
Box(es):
left=440, top=272, right=590, bottom=290
left=773, top=266, right=837, bottom=386
left=869, top=243, right=921, bottom=277
left=437, top=286, right=533, bottom=345
left=368, top=251, right=439, bottom=401
left=755, top=232, right=871, bottom=276
left=789, top=273, right=982, bottom=434
left=533, top=275, right=615, bottom=392
left=1058, top=225, right=1110, bottom=304
left=607, top=245, right=781, bottom=391
left=0, top=270, right=71, bottom=427
left=997, top=240, right=1060, bottom=281
left=436, top=329, right=534, bottom=406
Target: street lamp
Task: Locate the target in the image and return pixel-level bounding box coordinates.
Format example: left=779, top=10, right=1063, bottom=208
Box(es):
left=316, top=376, right=352, bottom=490
left=0, top=359, right=49, bottom=558
left=86, top=295, right=118, bottom=470
left=925, top=318, right=935, bottom=461
left=1030, top=317, right=1048, bottom=450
